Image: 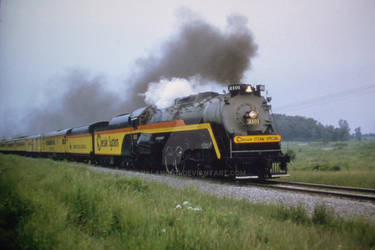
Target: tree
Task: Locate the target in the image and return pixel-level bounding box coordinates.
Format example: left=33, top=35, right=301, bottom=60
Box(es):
left=337, top=119, right=350, bottom=141
left=354, top=127, right=362, bottom=141
left=272, top=114, right=353, bottom=141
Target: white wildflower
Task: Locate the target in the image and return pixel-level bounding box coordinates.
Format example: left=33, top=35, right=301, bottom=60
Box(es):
left=162, top=228, right=166, bottom=233
left=187, top=206, right=202, bottom=211
left=176, top=204, right=182, bottom=209
left=183, top=201, right=189, bottom=206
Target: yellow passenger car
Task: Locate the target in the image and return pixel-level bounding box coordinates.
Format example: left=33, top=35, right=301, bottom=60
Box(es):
left=27, top=134, right=42, bottom=154
left=66, top=122, right=108, bottom=158
left=0, top=140, right=8, bottom=152
left=41, top=129, right=70, bottom=155
left=14, top=137, right=27, bottom=153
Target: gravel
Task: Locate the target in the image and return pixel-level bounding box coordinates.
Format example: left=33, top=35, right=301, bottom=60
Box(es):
left=90, top=166, right=375, bottom=222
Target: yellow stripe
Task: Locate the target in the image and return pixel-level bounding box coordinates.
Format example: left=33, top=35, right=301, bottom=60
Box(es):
left=201, top=124, right=221, bottom=160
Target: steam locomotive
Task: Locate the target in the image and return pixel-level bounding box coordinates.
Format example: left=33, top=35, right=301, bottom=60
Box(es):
left=0, top=83, right=289, bottom=178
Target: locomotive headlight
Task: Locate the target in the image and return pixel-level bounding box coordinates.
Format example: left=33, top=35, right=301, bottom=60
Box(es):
left=245, top=85, right=253, bottom=93
left=248, top=110, right=258, bottom=119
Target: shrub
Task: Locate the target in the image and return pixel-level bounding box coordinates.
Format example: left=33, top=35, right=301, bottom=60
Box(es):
left=330, top=165, right=341, bottom=171
left=286, top=149, right=296, bottom=161
left=312, top=164, right=341, bottom=171
left=273, top=203, right=310, bottom=225
left=333, top=142, right=348, bottom=149
left=312, top=204, right=335, bottom=225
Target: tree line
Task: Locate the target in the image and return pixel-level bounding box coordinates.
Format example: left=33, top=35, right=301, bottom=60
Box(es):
left=272, top=114, right=365, bottom=141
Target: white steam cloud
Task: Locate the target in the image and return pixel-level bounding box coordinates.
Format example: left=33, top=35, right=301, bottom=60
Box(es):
left=144, top=77, right=222, bottom=109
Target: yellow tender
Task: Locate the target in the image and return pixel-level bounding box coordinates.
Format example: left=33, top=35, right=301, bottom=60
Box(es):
left=94, top=127, right=133, bottom=156
left=94, top=121, right=221, bottom=160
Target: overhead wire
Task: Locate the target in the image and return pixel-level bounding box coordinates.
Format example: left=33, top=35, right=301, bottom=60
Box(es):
left=274, top=84, right=375, bottom=113
left=271, top=84, right=375, bottom=133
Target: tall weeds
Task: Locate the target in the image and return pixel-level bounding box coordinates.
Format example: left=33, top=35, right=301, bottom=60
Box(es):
left=1, top=153, right=374, bottom=249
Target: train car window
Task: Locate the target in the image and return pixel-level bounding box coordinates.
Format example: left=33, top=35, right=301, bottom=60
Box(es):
left=154, top=135, right=165, bottom=143
left=137, top=133, right=152, bottom=144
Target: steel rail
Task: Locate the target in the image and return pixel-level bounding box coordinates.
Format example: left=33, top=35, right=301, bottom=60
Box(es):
left=242, top=180, right=375, bottom=202
left=269, top=181, right=375, bottom=194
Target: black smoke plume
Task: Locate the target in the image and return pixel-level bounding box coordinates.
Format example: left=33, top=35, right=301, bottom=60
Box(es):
left=13, top=10, right=258, bottom=136
left=25, top=70, right=123, bottom=134
left=125, top=9, right=258, bottom=109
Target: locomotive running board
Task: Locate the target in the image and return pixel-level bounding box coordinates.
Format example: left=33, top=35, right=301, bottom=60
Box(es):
left=271, top=174, right=290, bottom=178
left=235, top=175, right=259, bottom=180
left=235, top=174, right=290, bottom=180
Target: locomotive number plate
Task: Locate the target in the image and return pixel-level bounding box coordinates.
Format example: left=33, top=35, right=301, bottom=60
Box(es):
left=246, top=118, right=260, bottom=125
left=234, top=135, right=281, bottom=144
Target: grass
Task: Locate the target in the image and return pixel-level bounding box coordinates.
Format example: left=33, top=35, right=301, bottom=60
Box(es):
left=1, top=153, right=375, bottom=249
left=282, top=140, right=375, bottom=188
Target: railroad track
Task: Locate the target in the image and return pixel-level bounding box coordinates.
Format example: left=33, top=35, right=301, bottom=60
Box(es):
left=93, top=165, right=375, bottom=202
left=239, top=180, right=375, bottom=202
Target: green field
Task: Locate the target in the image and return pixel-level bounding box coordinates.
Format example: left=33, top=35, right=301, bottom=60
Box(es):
left=282, top=140, right=375, bottom=188
left=1, top=153, right=375, bottom=249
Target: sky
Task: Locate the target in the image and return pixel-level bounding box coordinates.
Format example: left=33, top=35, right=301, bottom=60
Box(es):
left=1, top=0, right=375, bottom=136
